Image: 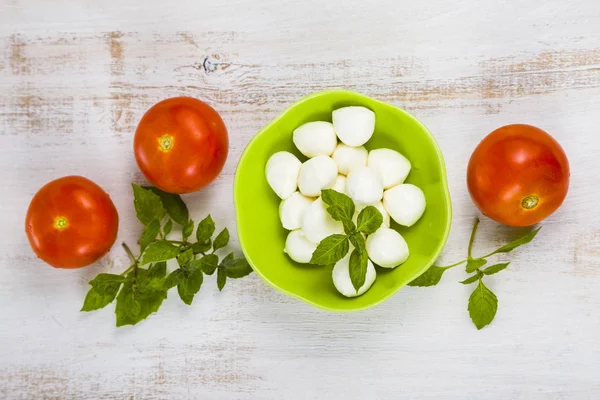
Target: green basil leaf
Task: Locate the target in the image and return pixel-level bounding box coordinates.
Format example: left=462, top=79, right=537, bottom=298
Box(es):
left=177, top=268, right=203, bottom=305
left=192, top=240, right=212, bottom=254
left=465, top=258, right=487, bottom=273
left=488, top=227, right=542, bottom=256
left=89, top=273, right=127, bottom=288
left=223, top=257, right=253, bottom=279
left=196, top=215, right=215, bottom=244
left=213, top=228, right=229, bottom=251
left=321, top=189, right=355, bottom=225
left=356, top=206, right=383, bottom=235
left=468, top=279, right=498, bottom=330
left=140, top=219, right=161, bottom=253
left=81, top=280, right=122, bottom=312
left=217, top=268, right=227, bottom=291
left=146, top=187, right=189, bottom=226
left=407, top=266, right=447, bottom=287
left=164, top=269, right=183, bottom=289
left=348, top=232, right=364, bottom=250
left=309, top=234, right=349, bottom=266
left=147, top=262, right=167, bottom=279
left=482, top=262, right=510, bottom=276
left=132, top=184, right=165, bottom=226
left=115, top=280, right=168, bottom=327
left=163, top=219, right=173, bottom=236
left=460, top=273, right=482, bottom=285
left=349, top=247, right=368, bottom=291
left=140, top=240, right=180, bottom=265
left=177, top=248, right=194, bottom=267
left=182, top=219, right=194, bottom=240
left=194, top=254, right=218, bottom=275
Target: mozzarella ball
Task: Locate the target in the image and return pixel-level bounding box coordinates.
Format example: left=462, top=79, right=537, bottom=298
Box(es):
left=293, top=121, right=337, bottom=158
left=279, top=192, right=313, bottom=230
left=383, top=184, right=426, bottom=227
left=265, top=151, right=302, bottom=199
left=332, top=143, right=368, bottom=175
left=332, top=250, right=376, bottom=297
left=284, top=230, right=317, bottom=264
left=366, top=228, right=409, bottom=268
left=345, top=166, right=384, bottom=206
left=332, top=175, right=346, bottom=194
left=353, top=201, right=390, bottom=228
left=301, top=197, right=344, bottom=243
left=367, top=148, right=412, bottom=189
left=332, top=106, right=375, bottom=146
left=298, top=155, right=338, bottom=197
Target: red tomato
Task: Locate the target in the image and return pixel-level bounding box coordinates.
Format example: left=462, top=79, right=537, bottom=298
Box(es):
left=134, top=97, right=229, bottom=194
left=25, top=176, right=119, bottom=268
left=467, top=124, right=569, bottom=227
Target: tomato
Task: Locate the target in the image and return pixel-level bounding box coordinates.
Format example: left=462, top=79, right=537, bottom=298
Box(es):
left=467, top=124, right=569, bottom=227
left=134, top=97, right=229, bottom=194
left=25, top=176, right=119, bottom=269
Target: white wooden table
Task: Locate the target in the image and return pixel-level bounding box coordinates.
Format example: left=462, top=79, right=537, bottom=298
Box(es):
left=2, top=1, right=600, bottom=398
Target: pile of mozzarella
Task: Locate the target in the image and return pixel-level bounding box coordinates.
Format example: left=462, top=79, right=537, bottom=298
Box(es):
left=265, top=106, right=426, bottom=298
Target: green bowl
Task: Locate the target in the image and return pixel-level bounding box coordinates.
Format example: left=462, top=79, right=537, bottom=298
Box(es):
left=234, top=90, right=452, bottom=311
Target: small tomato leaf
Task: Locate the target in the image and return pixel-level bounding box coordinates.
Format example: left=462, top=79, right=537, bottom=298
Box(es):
left=356, top=206, right=383, bottom=235
left=488, top=227, right=541, bottom=255
left=132, top=184, right=165, bottom=226
left=468, top=279, right=498, bottom=330
left=140, top=240, right=180, bottom=265
left=407, top=266, right=447, bottom=287
left=217, top=268, right=227, bottom=291
left=140, top=219, right=161, bottom=253
left=146, top=187, right=189, bottom=226
left=213, top=228, right=229, bottom=251
left=482, top=262, right=510, bottom=276
left=309, top=234, right=349, bottom=266
left=465, top=258, right=487, bottom=273
left=196, top=215, right=215, bottom=244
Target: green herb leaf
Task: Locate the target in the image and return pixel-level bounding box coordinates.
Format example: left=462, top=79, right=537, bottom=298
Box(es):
left=482, top=262, right=510, bottom=276
left=460, top=272, right=482, bottom=285
left=140, top=219, right=161, bottom=252
left=177, top=248, right=194, bottom=267
left=146, top=261, right=167, bottom=279
left=407, top=266, right=447, bottom=287
left=132, top=184, right=166, bottom=226
left=182, top=219, right=194, bottom=241
left=196, top=215, right=215, bottom=244
left=177, top=268, right=204, bottom=305
left=140, top=240, right=180, bottom=265
left=115, top=278, right=168, bottom=327
left=193, top=254, right=218, bottom=275
left=213, top=228, right=229, bottom=251
left=81, top=273, right=126, bottom=312
left=309, top=234, right=350, bottom=266
left=356, top=206, right=383, bottom=235
left=487, top=227, right=542, bottom=256
left=468, top=279, right=498, bottom=330
left=217, top=268, right=227, bottom=291
left=164, top=269, right=183, bottom=289
left=349, top=247, right=368, bottom=291
left=348, top=232, right=364, bottom=250
left=220, top=253, right=253, bottom=278
left=321, top=189, right=355, bottom=225
left=146, top=187, right=189, bottom=226
left=465, top=258, right=487, bottom=273
left=192, top=240, right=212, bottom=254
left=163, top=219, right=173, bottom=236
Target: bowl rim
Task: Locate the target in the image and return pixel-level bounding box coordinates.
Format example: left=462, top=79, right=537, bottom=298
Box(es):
left=234, top=89, right=453, bottom=312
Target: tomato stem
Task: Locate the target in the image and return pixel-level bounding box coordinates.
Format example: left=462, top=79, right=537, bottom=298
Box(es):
left=467, top=218, right=480, bottom=260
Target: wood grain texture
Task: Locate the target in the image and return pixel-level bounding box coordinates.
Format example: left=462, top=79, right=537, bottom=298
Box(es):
left=1, top=0, right=600, bottom=398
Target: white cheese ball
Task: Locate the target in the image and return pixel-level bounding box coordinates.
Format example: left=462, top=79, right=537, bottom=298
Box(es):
left=367, top=148, right=412, bottom=189
left=279, top=192, right=313, bottom=230
left=301, top=197, right=344, bottom=244
left=345, top=166, right=384, bottom=206
left=353, top=201, right=390, bottom=228
left=265, top=151, right=302, bottom=199
left=383, top=184, right=426, bottom=227
left=332, top=106, right=375, bottom=146
left=332, top=249, right=376, bottom=297
left=298, top=155, right=338, bottom=197
left=284, top=230, right=317, bottom=264
left=366, top=228, right=409, bottom=268
left=332, top=143, right=368, bottom=175
left=293, top=121, right=337, bottom=158
left=332, top=175, right=346, bottom=194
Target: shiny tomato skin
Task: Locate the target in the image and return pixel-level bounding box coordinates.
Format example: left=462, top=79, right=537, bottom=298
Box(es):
left=134, top=97, right=229, bottom=194
left=25, top=176, right=119, bottom=269
left=467, top=124, right=569, bottom=227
